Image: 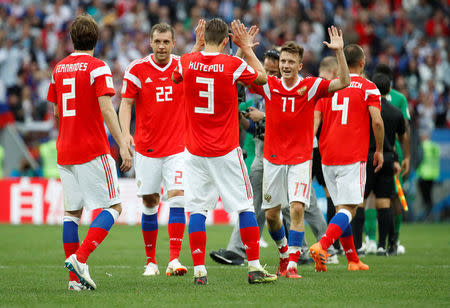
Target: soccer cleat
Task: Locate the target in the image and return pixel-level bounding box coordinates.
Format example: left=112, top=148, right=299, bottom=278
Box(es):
left=309, top=242, right=328, bottom=272
left=166, top=259, right=187, bottom=276
left=298, top=250, right=311, bottom=265
left=193, top=271, right=207, bottom=285
left=327, top=253, right=339, bottom=264
left=285, top=267, right=302, bottom=279
left=357, top=248, right=366, bottom=257
left=366, top=239, right=377, bottom=254
left=65, top=254, right=96, bottom=290
left=209, top=248, right=245, bottom=266
left=248, top=265, right=277, bottom=284
left=276, top=257, right=289, bottom=276
left=143, top=262, right=160, bottom=276
left=68, top=281, right=88, bottom=291
left=348, top=261, right=369, bottom=271
left=376, top=247, right=387, bottom=256
left=387, top=244, right=398, bottom=256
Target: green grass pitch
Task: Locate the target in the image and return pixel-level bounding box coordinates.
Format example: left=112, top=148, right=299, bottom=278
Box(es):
left=0, top=223, right=449, bottom=307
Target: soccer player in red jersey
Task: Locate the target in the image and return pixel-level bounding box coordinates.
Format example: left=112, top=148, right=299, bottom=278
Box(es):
left=248, top=27, right=350, bottom=279
left=119, top=22, right=205, bottom=277
left=47, top=15, right=132, bottom=290
left=172, top=18, right=277, bottom=285
left=310, top=44, right=385, bottom=272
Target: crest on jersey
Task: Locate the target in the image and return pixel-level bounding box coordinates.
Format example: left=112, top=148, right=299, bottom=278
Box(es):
left=145, top=77, right=152, bottom=83
left=137, top=180, right=142, bottom=188
left=264, top=193, right=272, bottom=203
left=297, top=86, right=307, bottom=96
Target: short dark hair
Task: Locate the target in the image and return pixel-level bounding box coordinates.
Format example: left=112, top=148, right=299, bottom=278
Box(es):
left=374, top=64, right=393, bottom=82
left=150, top=23, right=174, bottom=40
left=319, top=56, right=338, bottom=72
left=371, top=73, right=391, bottom=95
left=280, top=41, right=304, bottom=62
left=205, top=18, right=228, bottom=45
left=264, top=49, right=280, bottom=61
left=70, top=14, right=99, bottom=51
left=344, top=44, right=364, bottom=68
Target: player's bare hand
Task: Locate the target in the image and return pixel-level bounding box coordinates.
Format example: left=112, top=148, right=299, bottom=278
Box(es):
left=124, top=133, right=135, bottom=148
left=194, top=19, right=206, bottom=49
left=119, top=144, right=133, bottom=172
left=247, top=107, right=265, bottom=122
left=323, top=26, right=344, bottom=51
left=230, top=20, right=251, bottom=49
left=373, top=151, right=384, bottom=173
left=401, top=157, right=410, bottom=178
left=393, top=161, right=401, bottom=176
left=247, top=25, right=260, bottom=49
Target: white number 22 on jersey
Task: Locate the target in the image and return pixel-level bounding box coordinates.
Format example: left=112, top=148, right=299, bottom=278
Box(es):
left=156, top=86, right=173, bottom=102
left=195, top=77, right=214, bottom=114
left=332, top=93, right=349, bottom=125
left=62, top=78, right=76, bottom=117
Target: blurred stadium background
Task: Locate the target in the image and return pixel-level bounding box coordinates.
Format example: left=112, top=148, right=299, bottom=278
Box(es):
left=0, top=0, right=448, bottom=225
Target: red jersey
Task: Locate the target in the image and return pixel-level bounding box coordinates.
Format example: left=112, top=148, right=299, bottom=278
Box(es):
left=47, top=53, right=115, bottom=165
left=315, top=74, right=381, bottom=165
left=173, top=52, right=258, bottom=157
left=122, top=54, right=185, bottom=157
left=250, top=75, right=331, bottom=165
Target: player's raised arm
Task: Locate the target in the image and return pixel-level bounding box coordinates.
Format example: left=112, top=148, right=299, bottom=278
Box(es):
left=235, top=25, right=260, bottom=59
left=99, top=95, right=133, bottom=172
left=191, top=19, right=206, bottom=53
left=231, top=20, right=267, bottom=85
left=368, top=106, right=385, bottom=172
left=324, top=26, right=350, bottom=93
left=118, top=97, right=135, bottom=148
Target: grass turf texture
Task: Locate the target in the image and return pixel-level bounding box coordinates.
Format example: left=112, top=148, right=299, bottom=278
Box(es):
left=0, top=223, right=449, bottom=307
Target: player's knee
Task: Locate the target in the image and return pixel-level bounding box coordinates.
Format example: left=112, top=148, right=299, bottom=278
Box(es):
left=167, top=189, right=184, bottom=199
left=110, top=203, right=122, bottom=215
left=143, top=194, right=160, bottom=207
left=65, top=209, right=83, bottom=218
left=265, top=208, right=280, bottom=224
left=338, top=204, right=358, bottom=217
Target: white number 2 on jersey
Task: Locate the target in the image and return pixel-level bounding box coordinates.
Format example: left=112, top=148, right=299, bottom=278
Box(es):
left=156, top=86, right=173, bottom=102
left=332, top=93, right=349, bottom=125
left=62, top=78, right=76, bottom=117
left=195, top=77, right=214, bottom=114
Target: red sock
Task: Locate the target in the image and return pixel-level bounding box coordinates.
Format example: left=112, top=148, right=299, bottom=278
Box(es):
left=339, top=235, right=360, bottom=263
left=189, top=231, right=206, bottom=266
left=279, top=244, right=288, bottom=255
left=168, top=222, right=185, bottom=261
left=319, top=224, right=343, bottom=251
left=240, top=226, right=260, bottom=261
left=64, top=242, right=79, bottom=281
left=289, top=249, right=301, bottom=263
left=76, top=228, right=109, bottom=263
left=142, top=229, right=158, bottom=264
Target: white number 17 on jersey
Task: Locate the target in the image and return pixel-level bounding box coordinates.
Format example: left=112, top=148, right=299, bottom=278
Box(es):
left=332, top=93, right=349, bottom=125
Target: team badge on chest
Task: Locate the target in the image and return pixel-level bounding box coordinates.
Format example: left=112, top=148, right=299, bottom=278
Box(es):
left=297, top=86, right=307, bottom=96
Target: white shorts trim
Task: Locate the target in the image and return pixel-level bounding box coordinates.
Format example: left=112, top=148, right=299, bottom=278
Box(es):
left=58, top=154, right=120, bottom=211
left=322, top=162, right=366, bottom=206
left=135, top=151, right=184, bottom=196
left=184, top=147, right=253, bottom=213
left=262, top=159, right=312, bottom=210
